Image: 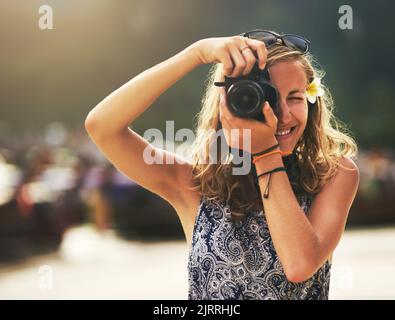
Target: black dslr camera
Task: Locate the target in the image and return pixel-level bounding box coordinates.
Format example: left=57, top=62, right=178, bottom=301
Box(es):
left=214, top=62, right=279, bottom=123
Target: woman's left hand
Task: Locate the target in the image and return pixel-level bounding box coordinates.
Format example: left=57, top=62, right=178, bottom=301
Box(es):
left=218, top=86, right=278, bottom=154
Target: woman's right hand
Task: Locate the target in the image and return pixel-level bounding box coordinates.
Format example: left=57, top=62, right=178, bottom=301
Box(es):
left=194, top=36, right=268, bottom=78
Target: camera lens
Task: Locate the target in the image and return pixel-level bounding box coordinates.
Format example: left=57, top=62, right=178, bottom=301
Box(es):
left=228, top=80, right=264, bottom=118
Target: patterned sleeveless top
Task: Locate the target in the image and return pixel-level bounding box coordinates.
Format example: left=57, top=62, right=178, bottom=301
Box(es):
left=187, top=153, right=331, bottom=300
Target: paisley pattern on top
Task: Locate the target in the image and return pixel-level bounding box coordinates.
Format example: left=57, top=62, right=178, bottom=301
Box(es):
left=187, top=153, right=331, bottom=300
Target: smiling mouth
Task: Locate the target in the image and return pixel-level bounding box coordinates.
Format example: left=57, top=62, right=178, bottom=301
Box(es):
left=275, top=126, right=297, bottom=138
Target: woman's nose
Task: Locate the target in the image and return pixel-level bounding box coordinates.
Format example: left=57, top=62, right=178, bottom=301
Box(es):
left=275, top=99, right=292, bottom=123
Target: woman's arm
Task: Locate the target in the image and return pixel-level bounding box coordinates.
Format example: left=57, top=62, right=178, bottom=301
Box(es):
left=85, top=41, right=202, bottom=217
left=85, top=43, right=201, bottom=136
left=85, top=35, right=268, bottom=239
left=255, top=152, right=359, bottom=283
left=85, top=35, right=267, bottom=211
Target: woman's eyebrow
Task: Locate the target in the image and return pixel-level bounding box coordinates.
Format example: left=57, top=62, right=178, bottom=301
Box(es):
left=288, top=89, right=305, bottom=95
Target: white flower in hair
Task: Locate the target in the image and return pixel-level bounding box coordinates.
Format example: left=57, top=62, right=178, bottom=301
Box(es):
left=306, top=77, right=325, bottom=104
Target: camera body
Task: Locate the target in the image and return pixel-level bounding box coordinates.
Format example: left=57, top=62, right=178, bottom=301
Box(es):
left=215, top=63, right=279, bottom=123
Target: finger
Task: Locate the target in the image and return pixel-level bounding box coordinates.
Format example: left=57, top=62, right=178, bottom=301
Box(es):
left=219, top=103, right=231, bottom=134
left=220, top=111, right=231, bottom=130
left=240, top=47, right=257, bottom=76
left=245, top=38, right=267, bottom=70
left=218, top=89, right=228, bottom=121
left=220, top=95, right=240, bottom=125
left=263, top=102, right=278, bottom=128
left=218, top=86, right=226, bottom=97
left=219, top=94, right=235, bottom=123
left=228, top=44, right=246, bottom=78
left=221, top=115, right=241, bottom=148
left=218, top=92, right=225, bottom=121
left=218, top=111, right=230, bottom=144
left=218, top=51, right=234, bottom=77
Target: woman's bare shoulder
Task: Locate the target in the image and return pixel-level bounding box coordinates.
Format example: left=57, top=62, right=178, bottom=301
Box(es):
left=336, top=156, right=359, bottom=184
left=339, top=156, right=358, bottom=171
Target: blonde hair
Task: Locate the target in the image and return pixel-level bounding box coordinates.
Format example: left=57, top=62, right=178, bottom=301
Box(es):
left=190, top=45, right=358, bottom=217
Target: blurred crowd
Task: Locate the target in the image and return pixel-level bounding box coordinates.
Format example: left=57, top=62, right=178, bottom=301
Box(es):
left=0, top=123, right=182, bottom=263
left=0, top=122, right=394, bottom=263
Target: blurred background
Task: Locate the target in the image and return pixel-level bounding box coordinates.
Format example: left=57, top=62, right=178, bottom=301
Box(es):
left=1, top=0, right=394, bottom=299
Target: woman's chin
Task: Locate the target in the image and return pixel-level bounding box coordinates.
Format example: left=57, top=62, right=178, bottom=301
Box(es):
left=276, top=127, right=300, bottom=153
left=278, top=140, right=295, bottom=154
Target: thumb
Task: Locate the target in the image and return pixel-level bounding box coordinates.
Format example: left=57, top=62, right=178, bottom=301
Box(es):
left=263, top=102, right=277, bottom=127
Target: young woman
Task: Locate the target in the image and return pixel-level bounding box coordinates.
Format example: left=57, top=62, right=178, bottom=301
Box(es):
left=85, top=29, right=359, bottom=300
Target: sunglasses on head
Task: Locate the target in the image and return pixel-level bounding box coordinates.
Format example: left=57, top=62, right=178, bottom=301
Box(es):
left=241, top=29, right=310, bottom=53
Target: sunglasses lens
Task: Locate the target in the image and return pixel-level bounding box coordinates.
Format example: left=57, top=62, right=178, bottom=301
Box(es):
left=282, top=35, right=308, bottom=52
left=246, top=31, right=277, bottom=46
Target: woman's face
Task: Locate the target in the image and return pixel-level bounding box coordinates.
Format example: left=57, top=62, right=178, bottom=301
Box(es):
left=268, top=60, right=309, bottom=152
